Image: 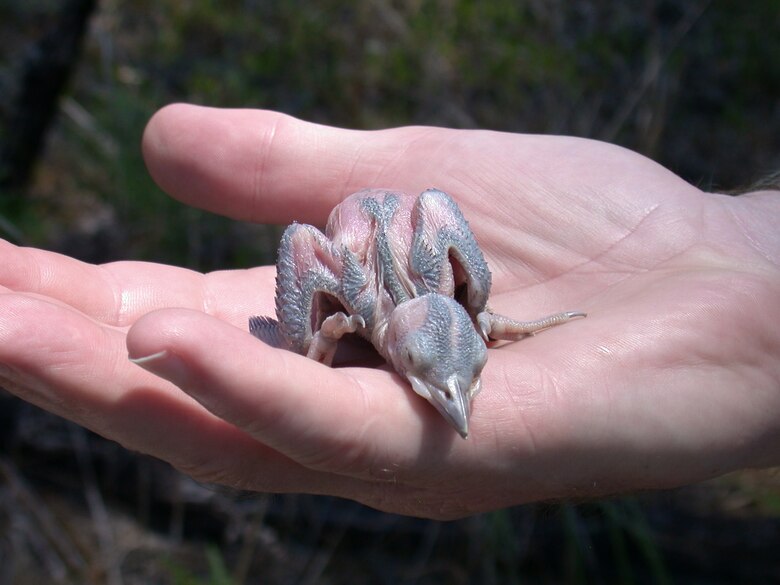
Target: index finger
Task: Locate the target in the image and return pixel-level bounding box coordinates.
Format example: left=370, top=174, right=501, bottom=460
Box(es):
left=141, top=104, right=447, bottom=226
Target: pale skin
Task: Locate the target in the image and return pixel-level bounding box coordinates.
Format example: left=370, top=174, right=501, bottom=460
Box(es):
left=1, top=104, right=779, bottom=520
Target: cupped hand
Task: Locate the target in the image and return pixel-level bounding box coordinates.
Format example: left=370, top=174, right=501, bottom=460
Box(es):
left=1, top=104, right=779, bottom=519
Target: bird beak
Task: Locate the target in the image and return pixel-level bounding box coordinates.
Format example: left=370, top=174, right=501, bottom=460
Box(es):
left=408, top=374, right=470, bottom=438
left=445, top=376, right=470, bottom=438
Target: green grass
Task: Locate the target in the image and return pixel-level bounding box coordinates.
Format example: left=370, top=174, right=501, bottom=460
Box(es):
left=163, top=546, right=235, bottom=585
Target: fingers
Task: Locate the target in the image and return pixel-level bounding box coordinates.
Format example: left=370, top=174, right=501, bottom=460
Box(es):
left=140, top=105, right=674, bottom=228
left=0, top=293, right=347, bottom=493
left=141, top=104, right=702, bottom=260
left=0, top=239, right=276, bottom=327
left=142, top=104, right=448, bottom=225
left=126, top=308, right=445, bottom=477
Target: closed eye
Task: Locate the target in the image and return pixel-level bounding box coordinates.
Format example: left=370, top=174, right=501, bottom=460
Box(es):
left=405, top=344, right=433, bottom=372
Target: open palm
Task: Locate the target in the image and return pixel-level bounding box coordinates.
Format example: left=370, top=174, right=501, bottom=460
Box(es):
left=1, top=104, right=778, bottom=518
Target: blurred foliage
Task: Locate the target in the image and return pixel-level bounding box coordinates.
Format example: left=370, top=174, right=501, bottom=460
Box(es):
left=1, top=0, right=779, bottom=267
left=163, top=546, right=235, bottom=585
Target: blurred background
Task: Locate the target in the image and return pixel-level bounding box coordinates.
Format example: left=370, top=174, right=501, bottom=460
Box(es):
left=1, top=1, right=779, bottom=583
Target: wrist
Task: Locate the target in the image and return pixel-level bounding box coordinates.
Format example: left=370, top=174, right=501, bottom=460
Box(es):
left=728, top=191, right=780, bottom=467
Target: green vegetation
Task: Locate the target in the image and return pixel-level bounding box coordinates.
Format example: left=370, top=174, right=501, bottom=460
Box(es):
left=163, top=546, right=235, bottom=585
left=2, top=1, right=779, bottom=268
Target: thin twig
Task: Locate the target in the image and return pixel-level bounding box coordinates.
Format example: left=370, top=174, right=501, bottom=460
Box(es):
left=70, top=425, right=124, bottom=585
left=0, top=457, right=86, bottom=576
left=600, top=1, right=712, bottom=143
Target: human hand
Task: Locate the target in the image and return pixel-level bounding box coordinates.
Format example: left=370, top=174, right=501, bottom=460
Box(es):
left=1, top=104, right=778, bottom=518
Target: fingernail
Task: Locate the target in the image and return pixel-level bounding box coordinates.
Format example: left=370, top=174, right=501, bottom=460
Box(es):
left=129, top=349, right=189, bottom=386
left=128, top=349, right=169, bottom=365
